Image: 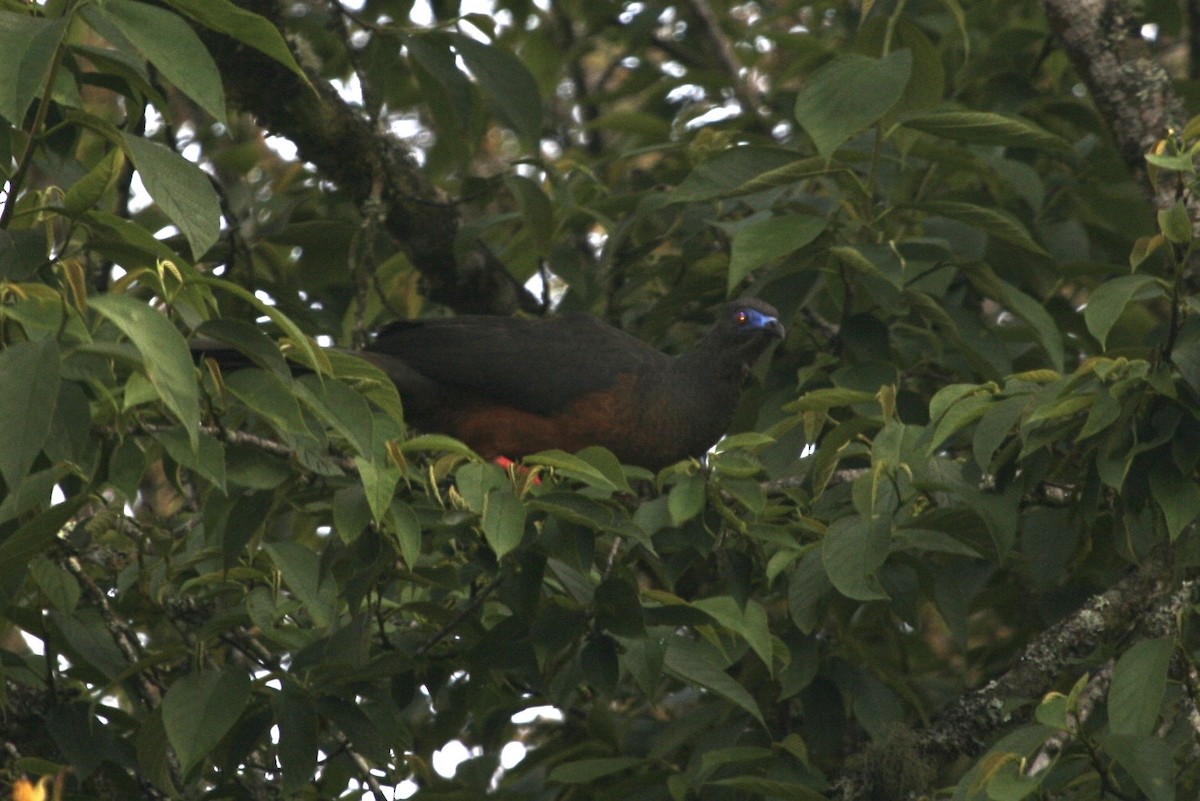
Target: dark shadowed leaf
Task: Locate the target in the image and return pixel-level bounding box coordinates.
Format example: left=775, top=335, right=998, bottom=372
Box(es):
left=902, top=110, right=1071, bottom=150
left=795, top=50, right=912, bottom=156
left=119, top=134, right=221, bottom=259
left=1100, top=734, right=1174, bottom=801
left=482, top=487, right=526, bottom=559
left=1084, top=275, right=1165, bottom=349
left=728, top=214, right=827, bottom=293
left=906, top=201, right=1047, bottom=255
left=85, top=0, right=227, bottom=124
left=90, top=296, right=200, bottom=448
left=165, top=0, right=309, bottom=84
left=548, top=757, right=644, bottom=784
left=162, top=669, right=252, bottom=775
left=822, top=516, right=891, bottom=601
left=452, top=33, right=543, bottom=146
left=664, top=636, right=765, bottom=726
left=0, top=339, right=60, bottom=488
left=1109, top=638, right=1173, bottom=738
left=0, top=12, right=68, bottom=124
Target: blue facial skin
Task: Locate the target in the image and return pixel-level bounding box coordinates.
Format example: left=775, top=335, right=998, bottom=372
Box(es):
left=736, top=307, right=784, bottom=337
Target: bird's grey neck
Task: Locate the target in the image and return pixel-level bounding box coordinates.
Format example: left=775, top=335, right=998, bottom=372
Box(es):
left=671, top=339, right=749, bottom=385
left=662, top=344, right=747, bottom=437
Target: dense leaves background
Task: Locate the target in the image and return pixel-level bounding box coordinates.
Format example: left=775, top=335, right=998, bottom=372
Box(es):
left=2, top=0, right=1200, bottom=799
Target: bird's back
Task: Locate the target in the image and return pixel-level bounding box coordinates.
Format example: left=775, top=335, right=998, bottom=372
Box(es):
left=366, top=312, right=668, bottom=417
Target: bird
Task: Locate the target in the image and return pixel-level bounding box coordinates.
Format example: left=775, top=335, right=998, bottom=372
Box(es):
left=359, top=299, right=784, bottom=470
left=201, top=299, right=784, bottom=470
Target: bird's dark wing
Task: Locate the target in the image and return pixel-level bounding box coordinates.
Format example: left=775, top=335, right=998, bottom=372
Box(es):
left=365, top=312, right=667, bottom=417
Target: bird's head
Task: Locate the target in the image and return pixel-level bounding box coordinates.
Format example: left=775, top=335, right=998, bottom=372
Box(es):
left=717, top=298, right=785, bottom=354
left=686, top=298, right=785, bottom=376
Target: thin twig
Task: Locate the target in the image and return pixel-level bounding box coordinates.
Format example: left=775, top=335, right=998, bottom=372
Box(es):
left=681, top=0, right=767, bottom=124
left=415, top=577, right=502, bottom=657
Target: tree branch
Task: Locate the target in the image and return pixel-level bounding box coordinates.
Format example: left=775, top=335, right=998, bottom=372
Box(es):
left=202, top=1, right=540, bottom=315
left=833, top=553, right=1185, bottom=799
left=1038, top=0, right=1185, bottom=207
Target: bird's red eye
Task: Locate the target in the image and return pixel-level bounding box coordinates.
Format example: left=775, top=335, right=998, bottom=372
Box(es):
left=737, top=310, right=749, bottom=325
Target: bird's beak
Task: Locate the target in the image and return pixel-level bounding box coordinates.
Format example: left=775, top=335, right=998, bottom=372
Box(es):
left=765, top=317, right=785, bottom=340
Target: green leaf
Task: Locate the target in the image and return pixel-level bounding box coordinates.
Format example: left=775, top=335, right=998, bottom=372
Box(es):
left=794, top=50, right=913, bottom=156
left=973, top=394, right=1028, bottom=469
left=821, top=516, right=890, bottom=601
left=296, top=376, right=374, bottom=457
left=710, top=777, right=826, bottom=801
left=0, top=229, right=48, bottom=281
left=271, top=690, right=318, bottom=793
left=51, top=608, right=128, bottom=679
left=222, top=369, right=308, bottom=435
left=713, top=432, right=776, bottom=451
left=388, top=501, right=422, bottom=566
left=1149, top=463, right=1200, bottom=541
left=215, top=490, right=271, bottom=567
left=524, top=448, right=629, bottom=493
left=482, top=488, right=526, bottom=559
left=90, top=294, right=201, bottom=448
left=85, top=0, right=227, bottom=125
left=966, top=268, right=1064, bottom=370
left=1100, top=734, right=1174, bottom=801
left=120, top=133, right=222, bottom=260
left=355, top=457, right=401, bottom=525
left=0, top=466, right=68, bottom=527
left=1109, top=638, right=1173, bottom=737
left=901, top=110, right=1070, bottom=150
left=164, top=0, right=310, bottom=84
left=527, top=492, right=647, bottom=543
left=594, top=577, right=646, bottom=637
left=456, top=461, right=508, bottom=512
left=83, top=209, right=181, bottom=267
left=1036, top=677, right=1088, bottom=730
left=64, top=148, right=126, bottom=216
left=191, top=277, right=326, bottom=374
left=505, top=174, right=555, bottom=255
left=0, top=496, right=86, bottom=584
left=548, top=757, right=643, bottom=784
left=0, top=339, right=60, bottom=488
left=152, top=428, right=226, bottom=492
left=617, top=636, right=665, bottom=697
left=331, top=484, right=370, bottom=544
left=668, top=472, right=707, bottom=525
left=664, top=636, right=765, bottom=726
left=264, top=542, right=336, bottom=628
left=28, top=555, right=80, bottom=613
left=581, top=635, right=619, bottom=693
left=692, top=596, right=774, bottom=674
left=162, top=668, right=251, bottom=775
left=405, top=32, right=477, bottom=143
left=928, top=392, right=992, bottom=454
left=905, top=201, right=1047, bottom=255
left=979, top=763, right=1044, bottom=801
left=696, top=746, right=773, bottom=780
left=1158, top=202, right=1192, bottom=244
left=727, top=214, right=827, bottom=294
left=0, top=12, right=68, bottom=125
left=1077, top=387, right=1120, bottom=442
left=451, top=33, right=542, bottom=146
left=785, top=387, right=878, bottom=411
left=673, top=147, right=804, bottom=202
left=1171, top=337, right=1200, bottom=395
left=400, top=433, right=479, bottom=459
left=194, top=319, right=291, bottom=380
left=1084, top=275, right=1165, bottom=349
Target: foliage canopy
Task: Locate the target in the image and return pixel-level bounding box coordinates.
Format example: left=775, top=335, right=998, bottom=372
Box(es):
left=2, top=0, right=1200, bottom=799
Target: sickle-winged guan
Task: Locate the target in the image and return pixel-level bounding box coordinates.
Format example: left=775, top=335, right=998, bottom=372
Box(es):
left=204, top=299, right=784, bottom=470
